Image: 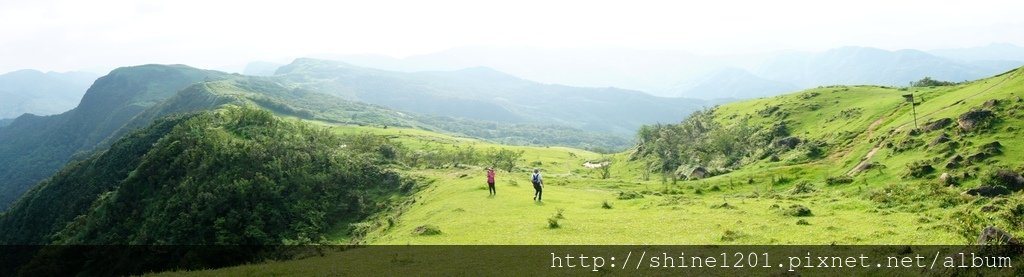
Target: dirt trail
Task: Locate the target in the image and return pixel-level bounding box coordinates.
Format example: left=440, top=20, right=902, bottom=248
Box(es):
left=844, top=116, right=890, bottom=176
left=844, top=70, right=1018, bottom=176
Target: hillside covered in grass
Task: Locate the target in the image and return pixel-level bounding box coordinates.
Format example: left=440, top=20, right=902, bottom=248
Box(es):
left=335, top=67, right=1024, bottom=246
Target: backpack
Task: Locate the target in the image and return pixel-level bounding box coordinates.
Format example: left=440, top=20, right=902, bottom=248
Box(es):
left=532, top=173, right=540, bottom=184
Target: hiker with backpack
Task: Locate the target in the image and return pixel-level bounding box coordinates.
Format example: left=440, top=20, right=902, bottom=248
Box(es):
left=486, top=167, right=496, bottom=196
left=531, top=169, right=543, bottom=201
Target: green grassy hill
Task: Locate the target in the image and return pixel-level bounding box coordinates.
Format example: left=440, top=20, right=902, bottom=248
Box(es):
left=343, top=66, right=1024, bottom=246
left=145, top=67, right=1024, bottom=275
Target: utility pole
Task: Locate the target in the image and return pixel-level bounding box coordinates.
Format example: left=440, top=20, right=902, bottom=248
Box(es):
left=902, top=93, right=918, bottom=129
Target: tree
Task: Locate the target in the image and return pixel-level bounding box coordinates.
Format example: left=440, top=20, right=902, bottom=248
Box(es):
left=485, top=148, right=525, bottom=172
left=599, top=160, right=612, bottom=179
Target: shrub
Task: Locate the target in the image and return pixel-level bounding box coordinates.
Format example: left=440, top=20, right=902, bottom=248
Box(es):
left=412, top=225, right=442, bottom=236
left=601, top=200, right=613, bottom=209
left=720, top=230, right=746, bottom=241
left=772, top=175, right=792, bottom=185
left=789, top=181, right=816, bottom=195
left=617, top=191, right=644, bottom=200
left=905, top=160, right=935, bottom=178
left=711, top=202, right=736, bottom=209
left=554, top=208, right=565, bottom=219
left=547, top=218, right=560, bottom=229
left=825, top=175, right=853, bottom=185
left=784, top=205, right=813, bottom=217
left=548, top=209, right=565, bottom=229
left=796, top=219, right=810, bottom=225
left=950, top=209, right=985, bottom=244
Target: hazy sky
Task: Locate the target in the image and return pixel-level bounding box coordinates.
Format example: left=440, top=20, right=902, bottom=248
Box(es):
left=2, top=0, right=1023, bottom=73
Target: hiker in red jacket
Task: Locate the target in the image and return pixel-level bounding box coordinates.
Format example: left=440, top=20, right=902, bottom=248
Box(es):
left=486, top=168, right=496, bottom=196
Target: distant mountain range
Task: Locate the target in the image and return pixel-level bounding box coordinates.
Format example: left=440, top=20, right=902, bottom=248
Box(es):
left=751, top=46, right=1013, bottom=88
left=668, top=67, right=799, bottom=99
left=274, top=58, right=710, bottom=136
left=0, top=69, right=99, bottom=119
left=312, top=45, right=1024, bottom=99
left=929, top=43, right=1024, bottom=62
left=0, top=59, right=708, bottom=209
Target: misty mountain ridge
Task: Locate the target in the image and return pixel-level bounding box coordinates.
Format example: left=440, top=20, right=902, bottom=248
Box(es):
left=311, top=45, right=1024, bottom=99
left=670, top=67, right=799, bottom=99
left=929, top=43, right=1024, bottom=62
left=0, top=69, right=99, bottom=119
left=274, top=58, right=710, bottom=136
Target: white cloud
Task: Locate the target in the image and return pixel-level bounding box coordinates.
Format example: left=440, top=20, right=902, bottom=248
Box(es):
left=2, top=0, right=1023, bottom=73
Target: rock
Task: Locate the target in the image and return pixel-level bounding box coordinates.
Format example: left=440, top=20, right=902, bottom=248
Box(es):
left=965, top=185, right=1011, bottom=197
left=939, top=172, right=955, bottom=185
left=977, top=226, right=1020, bottom=245
left=967, top=152, right=990, bottom=163
left=922, top=118, right=953, bottom=132
left=907, top=162, right=935, bottom=178
left=774, top=136, right=802, bottom=149
left=929, top=133, right=951, bottom=146
left=980, top=141, right=1003, bottom=155
left=689, top=167, right=709, bottom=180
left=983, top=99, right=999, bottom=108
left=945, top=155, right=964, bottom=169
left=957, top=109, right=995, bottom=132
left=987, top=170, right=1024, bottom=191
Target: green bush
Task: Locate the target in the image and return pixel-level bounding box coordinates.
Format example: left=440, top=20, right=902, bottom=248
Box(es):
left=825, top=175, right=854, bottom=185
left=789, top=181, right=816, bottom=195
left=784, top=205, right=813, bottom=217
left=412, top=225, right=442, bottom=236
left=617, top=191, right=644, bottom=200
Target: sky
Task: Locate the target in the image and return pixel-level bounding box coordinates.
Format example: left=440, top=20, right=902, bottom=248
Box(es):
left=2, top=0, right=1023, bottom=74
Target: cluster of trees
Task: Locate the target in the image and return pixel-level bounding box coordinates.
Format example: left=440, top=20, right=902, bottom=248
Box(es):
left=45, top=106, right=415, bottom=245
left=340, top=133, right=526, bottom=172
left=418, top=116, right=632, bottom=152
left=0, top=105, right=423, bottom=275
left=0, top=65, right=228, bottom=210
left=632, top=108, right=794, bottom=181
left=910, top=77, right=959, bottom=87
left=0, top=104, right=432, bottom=275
